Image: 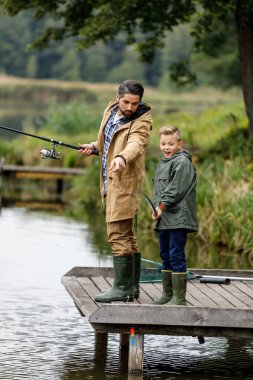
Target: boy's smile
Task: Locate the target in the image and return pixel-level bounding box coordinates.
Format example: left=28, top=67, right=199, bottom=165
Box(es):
left=160, top=133, right=183, bottom=158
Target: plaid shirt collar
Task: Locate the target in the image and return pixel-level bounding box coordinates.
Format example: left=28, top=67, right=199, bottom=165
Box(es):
left=102, top=105, right=125, bottom=194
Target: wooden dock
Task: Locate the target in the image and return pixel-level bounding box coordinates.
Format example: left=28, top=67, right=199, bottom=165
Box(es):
left=0, top=164, right=84, bottom=179
left=0, top=163, right=85, bottom=204
left=62, top=266, right=253, bottom=373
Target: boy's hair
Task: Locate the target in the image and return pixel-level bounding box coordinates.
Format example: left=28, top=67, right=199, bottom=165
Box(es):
left=118, top=79, right=144, bottom=100
left=159, top=126, right=182, bottom=141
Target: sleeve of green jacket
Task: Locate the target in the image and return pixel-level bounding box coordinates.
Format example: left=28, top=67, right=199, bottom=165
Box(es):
left=159, top=158, right=195, bottom=209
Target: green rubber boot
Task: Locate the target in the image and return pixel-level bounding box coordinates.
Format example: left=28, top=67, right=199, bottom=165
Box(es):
left=153, top=270, right=173, bottom=304
left=95, top=255, right=134, bottom=303
left=167, top=272, right=187, bottom=305
left=133, top=252, right=141, bottom=299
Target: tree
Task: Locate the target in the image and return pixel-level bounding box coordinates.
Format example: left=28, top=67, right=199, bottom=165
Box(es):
left=0, top=0, right=252, bottom=135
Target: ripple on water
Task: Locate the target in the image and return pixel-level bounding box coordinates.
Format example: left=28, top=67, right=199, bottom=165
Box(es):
left=1, top=207, right=253, bottom=380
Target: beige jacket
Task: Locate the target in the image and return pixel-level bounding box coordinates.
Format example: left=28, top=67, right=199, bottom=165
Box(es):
left=92, top=101, right=152, bottom=222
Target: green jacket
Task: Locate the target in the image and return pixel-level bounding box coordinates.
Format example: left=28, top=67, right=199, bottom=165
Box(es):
left=153, top=149, right=198, bottom=232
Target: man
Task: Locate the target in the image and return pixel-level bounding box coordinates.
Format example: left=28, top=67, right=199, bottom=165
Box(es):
left=79, top=79, right=152, bottom=302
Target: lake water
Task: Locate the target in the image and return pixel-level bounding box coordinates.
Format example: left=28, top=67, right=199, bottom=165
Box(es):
left=0, top=206, right=253, bottom=380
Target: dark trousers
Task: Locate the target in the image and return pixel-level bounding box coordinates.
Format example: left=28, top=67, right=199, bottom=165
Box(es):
left=157, top=229, right=187, bottom=272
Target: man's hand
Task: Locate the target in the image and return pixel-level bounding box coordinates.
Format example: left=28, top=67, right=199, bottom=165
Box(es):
left=152, top=207, right=162, bottom=220
left=79, top=144, right=94, bottom=156
left=109, top=156, right=126, bottom=172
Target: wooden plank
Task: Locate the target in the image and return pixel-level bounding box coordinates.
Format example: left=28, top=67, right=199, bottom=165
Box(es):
left=16, top=172, right=66, bottom=180
left=187, top=282, right=219, bottom=308
left=90, top=304, right=253, bottom=329
left=231, top=282, right=253, bottom=307
left=63, top=267, right=253, bottom=281
left=128, top=334, right=144, bottom=373
left=153, top=282, right=162, bottom=292
left=93, top=276, right=111, bottom=291
left=78, top=276, right=101, bottom=302
left=61, top=276, right=97, bottom=316
left=91, top=322, right=253, bottom=339
left=138, top=286, right=154, bottom=304
left=193, top=282, right=235, bottom=308
left=76, top=296, right=98, bottom=316
left=62, top=276, right=87, bottom=301
left=207, top=283, right=249, bottom=309
left=2, top=165, right=84, bottom=175
left=244, top=281, right=253, bottom=299
left=139, top=283, right=161, bottom=301
left=105, top=276, right=114, bottom=287
left=64, top=266, right=114, bottom=278
left=185, top=283, right=205, bottom=307
left=185, top=292, right=202, bottom=307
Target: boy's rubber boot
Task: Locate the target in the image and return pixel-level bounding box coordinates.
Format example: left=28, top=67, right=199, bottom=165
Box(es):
left=167, top=272, right=187, bottom=305
left=133, top=252, right=141, bottom=299
left=152, top=270, right=173, bottom=304
left=95, top=255, right=134, bottom=303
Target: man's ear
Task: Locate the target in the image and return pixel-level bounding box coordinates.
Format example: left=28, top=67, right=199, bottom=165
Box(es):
left=116, top=92, right=119, bottom=101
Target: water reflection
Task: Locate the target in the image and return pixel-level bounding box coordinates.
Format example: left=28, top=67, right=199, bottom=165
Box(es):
left=0, top=207, right=253, bottom=380
left=0, top=101, right=46, bottom=133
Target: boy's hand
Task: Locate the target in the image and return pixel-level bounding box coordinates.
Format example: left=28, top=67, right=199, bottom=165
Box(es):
left=152, top=207, right=162, bottom=220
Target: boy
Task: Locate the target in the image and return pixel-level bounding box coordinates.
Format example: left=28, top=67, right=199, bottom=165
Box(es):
left=152, top=126, right=197, bottom=305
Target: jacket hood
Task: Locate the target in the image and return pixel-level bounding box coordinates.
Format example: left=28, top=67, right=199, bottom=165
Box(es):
left=162, top=149, right=192, bottom=163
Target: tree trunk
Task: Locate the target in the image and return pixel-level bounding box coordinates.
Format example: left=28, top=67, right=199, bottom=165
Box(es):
left=236, top=0, right=253, bottom=137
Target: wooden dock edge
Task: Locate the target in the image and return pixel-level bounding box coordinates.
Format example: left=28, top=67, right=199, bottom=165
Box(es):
left=62, top=266, right=253, bottom=374
left=89, top=303, right=253, bottom=330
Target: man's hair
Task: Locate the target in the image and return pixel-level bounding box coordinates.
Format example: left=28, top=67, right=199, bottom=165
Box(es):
left=118, top=79, right=144, bottom=100
left=159, top=126, right=182, bottom=141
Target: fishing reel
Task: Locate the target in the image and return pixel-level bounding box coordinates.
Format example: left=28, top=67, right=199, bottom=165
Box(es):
left=40, top=144, right=61, bottom=160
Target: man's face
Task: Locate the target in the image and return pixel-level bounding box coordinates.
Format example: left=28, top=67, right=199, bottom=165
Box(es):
left=160, top=133, right=183, bottom=159
left=117, top=93, right=141, bottom=118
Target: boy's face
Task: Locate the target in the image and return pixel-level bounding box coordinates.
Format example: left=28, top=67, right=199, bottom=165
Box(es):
left=160, top=133, right=183, bottom=159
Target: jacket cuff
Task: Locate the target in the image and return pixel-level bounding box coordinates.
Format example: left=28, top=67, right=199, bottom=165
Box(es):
left=158, top=202, right=167, bottom=212
left=115, top=155, right=126, bottom=164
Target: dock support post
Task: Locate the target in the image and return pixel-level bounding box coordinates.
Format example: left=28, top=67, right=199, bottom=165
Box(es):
left=119, top=333, right=129, bottom=371
left=120, top=333, right=129, bottom=352
left=128, top=333, right=144, bottom=374
left=56, top=178, right=63, bottom=201
left=94, top=332, right=108, bottom=369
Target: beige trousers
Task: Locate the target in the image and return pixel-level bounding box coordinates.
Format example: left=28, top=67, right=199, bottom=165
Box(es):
left=107, top=218, right=139, bottom=256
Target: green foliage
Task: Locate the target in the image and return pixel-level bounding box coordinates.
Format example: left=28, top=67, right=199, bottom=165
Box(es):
left=198, top=159, right=253, bottom=256
left=44, top=101, right=101, bottom=135
left=67, top=158, right=102, bottom=211
left=170, top=59, right=197, bottom=87
left=0, top=1, right=242, bottom=89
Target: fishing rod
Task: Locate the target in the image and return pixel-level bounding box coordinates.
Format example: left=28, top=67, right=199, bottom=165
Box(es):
left=188, top=271, right=253, bottom=285
left=0, top=125, right=98, bottom=159
left=141, top=192, right=157, bottom=216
